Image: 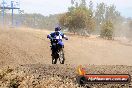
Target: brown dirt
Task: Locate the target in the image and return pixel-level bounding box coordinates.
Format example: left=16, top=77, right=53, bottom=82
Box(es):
left=0, top=27, right=132, bottom=88
left=1, top=27, right=132, bottom=66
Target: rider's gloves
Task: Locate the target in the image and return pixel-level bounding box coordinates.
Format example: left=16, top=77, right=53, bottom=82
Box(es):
left=47, top=35, right=53, bottom=40
left=65, top=37, right=68, bottom=40
left=63, top=35, right=68, bottom=40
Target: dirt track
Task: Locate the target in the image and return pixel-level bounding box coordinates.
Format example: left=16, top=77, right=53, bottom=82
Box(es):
left=0, top=28, right=132, bottom=88
left=0, top=28, right=51, bottom=67
left=0, top=28, right=132, bottom=66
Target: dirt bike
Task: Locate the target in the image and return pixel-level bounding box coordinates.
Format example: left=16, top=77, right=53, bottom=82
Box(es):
left=50, top=38, right=65, bottom=64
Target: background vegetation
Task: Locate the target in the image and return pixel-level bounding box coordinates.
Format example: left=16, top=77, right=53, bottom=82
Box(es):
left=0, top=0, right=132, bottom=40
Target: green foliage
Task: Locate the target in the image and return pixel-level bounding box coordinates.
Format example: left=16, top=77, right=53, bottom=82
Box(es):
left=105, top=5, right=121, bottom=23
left=94, top=3, right=122, bottom=35
left=100, top=20, right=114, bottom=40
left=0, top=13, right=59, bottom=30
left=20, top=14, right=59, bottom=29
left=0, top=0, right=123, bottom=39
left=59, top=0, right=121, bottom=36
left=95, top=3, right=106, bottom=25
left=59, top=0, right=95, bottom=35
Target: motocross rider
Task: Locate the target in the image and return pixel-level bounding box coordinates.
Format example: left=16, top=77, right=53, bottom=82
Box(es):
left=47, top=26, right=68, bottom=55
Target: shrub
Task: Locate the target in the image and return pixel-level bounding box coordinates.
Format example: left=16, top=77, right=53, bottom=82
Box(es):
left=100, top=20, right=114, bottom=40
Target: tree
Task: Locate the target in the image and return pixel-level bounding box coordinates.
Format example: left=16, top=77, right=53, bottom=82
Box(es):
left=105, top=5, right=121, bottom=23
left=95, top=3, right=122, bottom=38
left=80, top=0, right=86, bottom=7
left=95, top=3, right=106, bottom=26
left=100, top=20, right=114, bottom=40
left=59, top=0, right=95, bottom=35
left=89, top=1, right=93, bottom=17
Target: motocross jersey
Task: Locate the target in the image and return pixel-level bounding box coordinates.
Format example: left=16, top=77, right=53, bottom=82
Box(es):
left=47, top=31, right=67, bottom=40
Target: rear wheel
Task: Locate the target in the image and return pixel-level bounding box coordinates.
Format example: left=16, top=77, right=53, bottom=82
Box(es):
left=59, top=49, right=65, bottom=64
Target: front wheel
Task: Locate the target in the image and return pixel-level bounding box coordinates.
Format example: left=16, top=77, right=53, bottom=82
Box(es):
left=59, top=49, right=65, bottom=64
left=52, top=51, right=58, bottom=64
left=52, top=56, right=57, bottom=64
